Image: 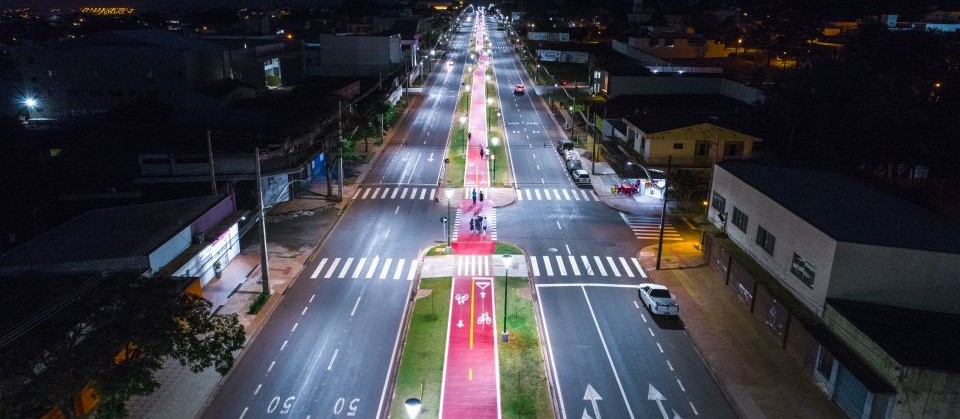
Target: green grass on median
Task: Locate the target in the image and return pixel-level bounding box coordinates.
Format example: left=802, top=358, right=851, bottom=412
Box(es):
left=493, top=242, right=523, bottom=255
left=495, top=276, right=552, bottom=418
left=390, top=277, right=452, bottom=419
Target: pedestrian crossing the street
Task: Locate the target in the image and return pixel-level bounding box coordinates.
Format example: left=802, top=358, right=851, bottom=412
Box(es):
left=310, top=256, right=419, bottom=281
left=354, top=186, right=437, bottom=201
left=620, top=213, right=683, bottom=241
left=516, top=188, right=601, bottom=202
left=529, top=255, right=647, bottom=279
left=451, top=208, right=497, bottom=241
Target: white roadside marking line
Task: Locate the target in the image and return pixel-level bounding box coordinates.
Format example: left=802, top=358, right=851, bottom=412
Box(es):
left=267, top=361, right=275, bottom=372
left=239, top=407, right=248, bottom=419
left=565, top=244, right=572, bottom=255
left=309, top=294, right=315, bottom=303
left=641, top=313, right=648, bottom=323
left=280, top=340, right=288, bottom=351
left=657, top=342, right=664, bottom=353
left=667, top=360, right=674, bottom=371
left=633, top=301, right=639, bottom=309
left=291, top=323, right=298, bottom=333
left=310, top=258, right=327, bottom=279
left=327, top=348, right=340, bottom=370
left=395, top=206, right=400, bottom=214
left=556, top=220, right=562, bottom=230
left=648, top=327, right=655, bottom=337
left=677, top=379, right=686, bottom=392
left=254, top=384, right=261, bottom=395
left=690, top=402, right=700, bottom=416
left=301, top=306, right=308, bottom=316
left=581, top=286, right=636, bottom=419
left=351, top=295, right=363, bottom=316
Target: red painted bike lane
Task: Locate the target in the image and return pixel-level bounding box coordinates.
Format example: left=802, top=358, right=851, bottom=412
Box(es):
left=439, top=277, right=500, bottom=419
left=439, top=12, right=501, bottom=419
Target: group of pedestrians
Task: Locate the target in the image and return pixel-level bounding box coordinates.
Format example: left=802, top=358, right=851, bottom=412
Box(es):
left=468, top=215, right=489, bottom=237
left=470, top=188, right=485, bottom=205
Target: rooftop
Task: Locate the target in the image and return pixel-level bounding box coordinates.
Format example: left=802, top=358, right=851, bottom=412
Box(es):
left=74, top=29, right=224, bottom=51
left=0, top=195, right=224, bottom=270
left=607, top=95, right=758, bottom=136
left=718, top=161, right=960, bottom=253
left=829, top=299, right=960, bottom=372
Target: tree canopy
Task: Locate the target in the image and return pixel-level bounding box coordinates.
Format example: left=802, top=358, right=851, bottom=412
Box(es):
left=0, top=274, right=245, bottom=418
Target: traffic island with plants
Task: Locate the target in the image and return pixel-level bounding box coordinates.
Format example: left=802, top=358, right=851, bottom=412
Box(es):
left=495, top=275, right=551, bottom=418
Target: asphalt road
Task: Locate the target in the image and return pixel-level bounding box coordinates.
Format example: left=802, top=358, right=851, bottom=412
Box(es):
left=200, top=17, right=474, bottom=419
left=485, top=14, right=737, bottom=419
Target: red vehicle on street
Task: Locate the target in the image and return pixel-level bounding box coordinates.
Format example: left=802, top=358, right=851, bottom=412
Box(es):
left=514, top=84, right=526, bottom=95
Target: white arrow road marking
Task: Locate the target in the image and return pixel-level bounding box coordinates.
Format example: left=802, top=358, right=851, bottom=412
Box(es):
left=582, top=287, right=635, bottom=418
left=648, top=385, right=673, bottom=419
left=583, top=384, right=603, bottom=419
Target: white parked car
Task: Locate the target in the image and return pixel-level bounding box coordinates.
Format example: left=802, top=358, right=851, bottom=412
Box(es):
left=638, top=283, right=679, bottom=317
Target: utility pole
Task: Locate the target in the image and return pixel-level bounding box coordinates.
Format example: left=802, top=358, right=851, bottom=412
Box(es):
left=255, top=147, right=270, bottom=293
left=655, top=156, right=672, bottom=270
left=338, top=101, right=344, bottom=201
left=207, top=130, right=217, bottom=195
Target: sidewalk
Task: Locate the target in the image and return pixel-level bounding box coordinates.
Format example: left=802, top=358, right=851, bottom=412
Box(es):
left=636, top=241, right=844, bottom=419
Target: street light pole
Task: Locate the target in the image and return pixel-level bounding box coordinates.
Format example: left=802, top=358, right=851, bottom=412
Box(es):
left=444, top=189, right=455, bottom=251
left=501, top=254, right=513, bottom=342
left=255, top=147, right=270, bottom=294
left=655, top=156, right=672, bottom=270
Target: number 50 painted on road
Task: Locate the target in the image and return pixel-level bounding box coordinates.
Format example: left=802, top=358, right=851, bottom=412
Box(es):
left=334, top=397, right=360, bottom=416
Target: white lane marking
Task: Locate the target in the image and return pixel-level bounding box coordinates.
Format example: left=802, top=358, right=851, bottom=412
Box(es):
left=400, top=188, right=408, bottom=199
left=555, top=255, right=567, bottom=276
left=633, top=301, right=639, bottom=309
left=542, top=256, right=554, bottom=276
left=619, top=257, right=634, bottom=278
left=565, top=244, right=572, bottom=255
left=677, top=379, right=686, bottom=392
left=593, top=256, right=608, bottom=276
left=581, top=255, right=594, bottom=275
left=641, top=313, right=648, bottom=323
left=380, top=258, right=393, bottom=279
left=556, top=220, right=562, bottom=230
left=385, top=228, right=391, bottom=238
left=531, top=257, right=540, bottom=276
left=632, top=258, right=647, bottom=278
left=395, top=206, right=400, bottom=214
left=376, top=264, right=417, bottom=418
left=690, top=402, right=700, bottom=416
left=280, top=340, right=288, bottom=351
left=667, top=360, right=674, bottom=371
left=352, top=257, right=367, bottom=278
left=648, top=327, right=655, bottom=337
left=327, top=348, right=340, bottom=370
left=239, top=407, right=248, bottom=419
left=351, top=295, right=363, bottom=317
left=535, top=286, right=567, bottom=419
left=301, top=306, right=308, bottom=316
left=254, top=384, right=262, bottom=395
left=581, top=286, right=636, bottom=419
left=657, top=342, right=664, bottom=353
left=311, top=258, right=328, bottom=279
left=309, top=294, right=315, bottom=303
left=390, top=188, right=399, bottom=199
left=324, top=258, right=341, bottom=279
left=407, top=259, right=419, bottom=280
left=606, top=256, right=621, bottom=276
left=292, top=323, right=299, bottom=333
left=365, top=256, right=380, bottom=279
left=267, top=361, right=275, bottom=372
left=394, top=259, right=406, bottom=280
left=338, top=258, right=354, bottom=278
left=568, top=255, right=581, bottom=276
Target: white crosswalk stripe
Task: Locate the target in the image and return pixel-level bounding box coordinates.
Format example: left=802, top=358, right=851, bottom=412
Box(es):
left=527, top=255, right=644, bottom=278
left=515, top=188, right=601, bottom=202
left=353, top=186, right=439, bottom=201
left=620, top=213, right=684, bottom=241
left=313, top=256, right=420, bottom=281
left=456, top=255, right=491, bottom=276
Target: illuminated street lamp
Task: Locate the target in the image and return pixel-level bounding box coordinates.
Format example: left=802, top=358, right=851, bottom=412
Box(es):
left=404, top=398, right=422, bottom=419
left=501, top=254, right=515, bottom=342
left=459, top=115, right=468, bottom=153
left=444, top=189, right=455, bottom=251
left=490, top=136, right=499, bottom=183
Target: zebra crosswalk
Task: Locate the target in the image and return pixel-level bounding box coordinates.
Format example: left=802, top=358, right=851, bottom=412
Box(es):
left=452, top=207, right=498, bottom=241
left=309, top=257, right=419, bottom=281
left=530, top=255, right=647, bottom=279
left=456, top=255, right=492, bottom=276
left=620, top=213, right=683, bottom=241
left=355, top=186, right=437, bottom=201
left=516, top=188, right=601, bottom=202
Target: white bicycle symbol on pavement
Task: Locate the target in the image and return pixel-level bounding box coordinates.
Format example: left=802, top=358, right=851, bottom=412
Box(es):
left=456, top=294, right=469, bottom=305
left=477, top=312, right=492, bottom=325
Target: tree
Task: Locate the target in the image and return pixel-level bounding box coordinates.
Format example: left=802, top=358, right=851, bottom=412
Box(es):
left=667, top=169, right=709, bottom=211
left=0, top=274, right=245, bottom=418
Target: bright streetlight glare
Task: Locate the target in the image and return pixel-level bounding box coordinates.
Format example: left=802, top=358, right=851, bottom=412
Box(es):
left=24, top=98, right=38, bottom=108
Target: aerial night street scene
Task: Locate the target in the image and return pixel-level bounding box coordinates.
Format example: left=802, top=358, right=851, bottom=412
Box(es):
left=2, top=1, right=960, bottom=419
